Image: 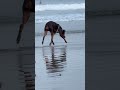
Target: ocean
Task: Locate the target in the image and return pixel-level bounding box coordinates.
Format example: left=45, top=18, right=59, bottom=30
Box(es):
left=35, top=0, right=85, bottom=34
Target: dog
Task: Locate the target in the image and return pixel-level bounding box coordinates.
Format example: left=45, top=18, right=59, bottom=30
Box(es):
left=42, top=21, right=67, bottom=45
left=16, top=0, right=35, bottom=44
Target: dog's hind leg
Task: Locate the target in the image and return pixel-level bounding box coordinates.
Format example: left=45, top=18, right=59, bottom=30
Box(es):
left=42, top=31, right=47, bottom=45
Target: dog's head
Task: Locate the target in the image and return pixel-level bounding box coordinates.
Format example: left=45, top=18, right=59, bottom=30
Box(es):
left=58, top=25, right=66, bottom=38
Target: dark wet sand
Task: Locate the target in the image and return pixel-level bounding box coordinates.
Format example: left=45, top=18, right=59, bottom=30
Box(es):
left=0, top=47, right=35, bottom=90
left=0, top=19, right=35, bottom=90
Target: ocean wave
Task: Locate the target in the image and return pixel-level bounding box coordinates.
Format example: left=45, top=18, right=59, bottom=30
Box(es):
left=35, top=13, right=85, bottom=23
left=35, top=3, right=85, bottom=11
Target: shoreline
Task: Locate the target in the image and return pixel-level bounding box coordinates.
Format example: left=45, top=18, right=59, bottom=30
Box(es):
left=35, top=32, right=85, bottom=49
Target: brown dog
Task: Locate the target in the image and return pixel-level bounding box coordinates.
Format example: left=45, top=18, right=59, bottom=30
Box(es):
left=16, top=0, right=35, bottom=44
left=42, top=21, right=67, bottom=45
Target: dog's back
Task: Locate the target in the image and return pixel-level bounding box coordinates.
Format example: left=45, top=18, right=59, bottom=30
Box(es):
left=45, top=21, right=59, bottom=33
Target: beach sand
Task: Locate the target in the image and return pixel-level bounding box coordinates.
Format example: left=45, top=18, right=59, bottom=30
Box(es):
left=35, top=32, right=85, bottom=90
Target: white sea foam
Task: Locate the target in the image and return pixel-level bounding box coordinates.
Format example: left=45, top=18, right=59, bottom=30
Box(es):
left=35, top=3, right=85, bottom=11
left=35, top=13, right=85, bottom=23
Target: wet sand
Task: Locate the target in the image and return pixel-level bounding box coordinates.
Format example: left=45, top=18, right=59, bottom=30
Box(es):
left=0, top=47, right=35, bottom=90
left=35, top=32, right=85, bottom=90
left=0, top=16, right=35, bottom=90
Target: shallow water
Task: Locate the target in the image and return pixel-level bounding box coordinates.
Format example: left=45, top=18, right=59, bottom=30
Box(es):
left=35, top=33, right=85, bottom=90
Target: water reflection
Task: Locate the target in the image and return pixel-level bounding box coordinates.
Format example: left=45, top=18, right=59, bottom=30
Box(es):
left=42, top=45, right=67, bottom=77
left=0, top=47, right=35, bottom=90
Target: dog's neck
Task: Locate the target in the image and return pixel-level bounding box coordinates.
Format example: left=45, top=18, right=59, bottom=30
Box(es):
left=57, top=24, right=60, bottom=32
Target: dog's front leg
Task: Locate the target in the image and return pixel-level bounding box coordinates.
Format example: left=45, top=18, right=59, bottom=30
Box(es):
left=60, top=35, right=67, bottom=43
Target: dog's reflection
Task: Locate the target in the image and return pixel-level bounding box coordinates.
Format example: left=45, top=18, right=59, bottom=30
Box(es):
left=16, top=47, right=35, bottom=89
left=42, top=46, right=67, bottom=77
